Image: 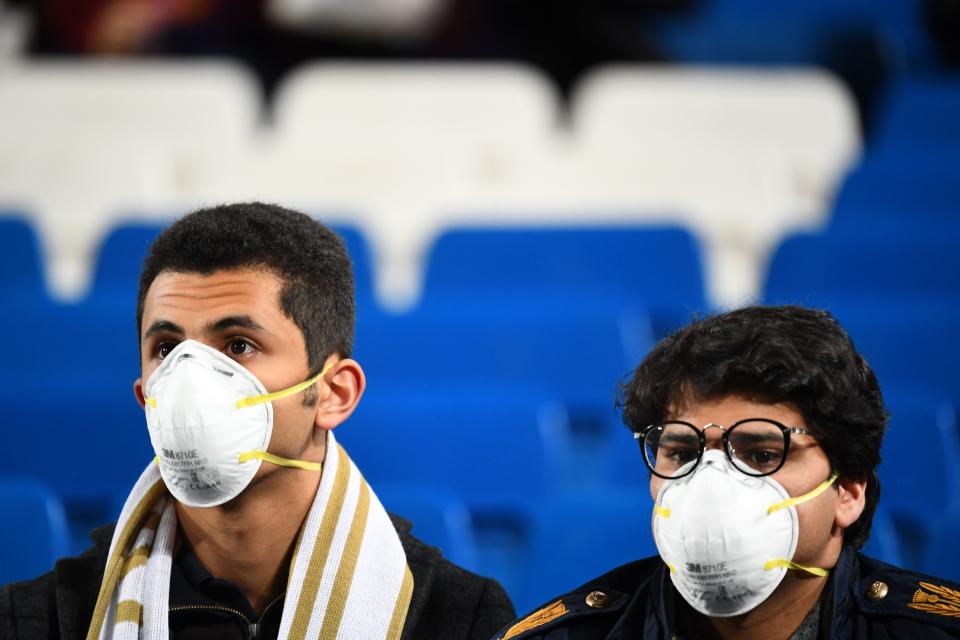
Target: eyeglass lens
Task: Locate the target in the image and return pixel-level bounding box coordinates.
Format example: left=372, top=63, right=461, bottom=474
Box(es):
left=643, top=420, right=789, bottom=478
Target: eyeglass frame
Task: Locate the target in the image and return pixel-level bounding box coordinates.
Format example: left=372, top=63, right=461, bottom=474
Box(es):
left=633, top=418, right=816, bottom=479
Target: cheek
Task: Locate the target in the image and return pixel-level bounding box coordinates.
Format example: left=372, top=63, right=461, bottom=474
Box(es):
left=650, top=478, right=664, bottom=502
left=793, top=491, right=840, bottom=551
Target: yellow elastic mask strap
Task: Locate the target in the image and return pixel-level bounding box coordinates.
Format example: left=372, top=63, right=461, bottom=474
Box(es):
left=767, top=471, right=840, bottom=516
left=764, top=558, right=830, bottom=577
left=653, top=504, right=672, bottom=519
left=235, top=362, right=334, bottom=409
left=238, top=450, right=323, bottom=472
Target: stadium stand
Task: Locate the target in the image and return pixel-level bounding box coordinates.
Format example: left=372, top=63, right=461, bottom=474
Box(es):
left=0, top=1, right=957, bottom=604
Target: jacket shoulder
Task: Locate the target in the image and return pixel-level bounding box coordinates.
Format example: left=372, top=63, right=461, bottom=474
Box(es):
left=853, top=552, right=960, bottom=636
left=0, top=523, right=114, bottom=640
left=492, top=557, right=661, bottom=640
left=390, top=513, right=515, bottom=640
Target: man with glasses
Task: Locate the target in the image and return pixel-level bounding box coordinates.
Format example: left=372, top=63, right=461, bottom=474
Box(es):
left=495, top=305, right=960, bottom=639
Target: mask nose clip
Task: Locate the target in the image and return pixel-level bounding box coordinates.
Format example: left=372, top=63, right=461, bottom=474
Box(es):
left=700, top=448, right=727, bottom=468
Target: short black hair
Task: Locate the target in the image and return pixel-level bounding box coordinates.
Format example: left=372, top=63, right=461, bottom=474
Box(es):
left=617, top=305, right=887, bottom=549
left=137, top=202, right=355, bottom=376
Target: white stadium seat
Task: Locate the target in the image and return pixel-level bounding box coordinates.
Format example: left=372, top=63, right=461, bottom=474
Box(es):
left=0, top=60, right=263, bottom=298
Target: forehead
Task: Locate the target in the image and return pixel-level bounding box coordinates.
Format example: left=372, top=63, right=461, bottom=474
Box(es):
left=141, top=268, right=285, bottom=332
left=668, top=394, right=806, bottom=427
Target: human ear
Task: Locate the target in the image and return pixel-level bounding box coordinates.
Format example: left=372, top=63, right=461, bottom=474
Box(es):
left=834, top=475, right=867, bottom=529
left=314, top=357, right=366, bottom=430
left=133, top=378, right=145, bottom=408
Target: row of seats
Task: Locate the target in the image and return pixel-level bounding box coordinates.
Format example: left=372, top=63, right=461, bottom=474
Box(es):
left=0, top=61, right=866, bottom=307
left=4, top=214, right=960, bottom=416
left=5, top=212, right=960, bottom=403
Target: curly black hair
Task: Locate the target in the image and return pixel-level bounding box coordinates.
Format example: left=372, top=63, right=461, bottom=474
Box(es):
left=137, top=202, right=355, bottom=379
left=617, top=305, right=887, bottom=549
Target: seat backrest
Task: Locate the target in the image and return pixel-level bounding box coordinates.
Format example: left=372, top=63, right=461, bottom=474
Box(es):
left=272, top=63, right=560, bottom=149
left=821, top=301, right=960, bottom=405
left=0, top=60, right=261, bottom=147
left=0, top=379, right=153, bottom=503
left=336, top=385, right=569, bottom=510
left=879, top=390, right=960, bottom=523
left=0, top=214, right=47, bottom=306
left=764, top=230, right=960, bottom=303
left=88, top=222, right=166, bottom=305
left=517, top=489, right=657, bottom=614
left=572, top=66, right=860, bottom=195
left=874, top=77, right=960, bottom=149
left=830, top=149, right=960, bottom=220
left=924, top=503, right=960, bottom=581
left=354, top=301, right=650, bottom=432
left=423, top=225, right=707, bottom=317
left=0, top=478, right=70, bottom=586
left=376, top=483, right=478, bottom=571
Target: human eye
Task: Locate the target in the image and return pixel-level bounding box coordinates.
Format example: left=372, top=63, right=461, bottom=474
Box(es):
left=660, top=444, right=699, bottom=466
left=226, top=337, right=258, bottom=358
left=739, top=447, right=784, bottom=472
left=154, top=340, right=179, bottom=361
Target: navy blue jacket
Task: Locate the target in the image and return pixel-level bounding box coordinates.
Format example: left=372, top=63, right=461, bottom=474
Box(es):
left=494, top=547, right=960, bottom=639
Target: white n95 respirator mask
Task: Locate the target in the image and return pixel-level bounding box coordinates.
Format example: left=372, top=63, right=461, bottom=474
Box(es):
left=652, top=450, right=837, bottom=617
left=143, top=339, right=329, bottom=508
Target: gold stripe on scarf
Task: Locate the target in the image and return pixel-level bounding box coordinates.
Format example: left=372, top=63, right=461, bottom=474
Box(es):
left=115, top=600, right=143, bottom=625
left=288, top=444, right=352, bottom=640
left=121, top=544, right=153, bottom=579
left=85, top=480, right=166, bottom=640
left=318, top=479, right=371, bottom=639
left=386, top=565, right=414, bottom=640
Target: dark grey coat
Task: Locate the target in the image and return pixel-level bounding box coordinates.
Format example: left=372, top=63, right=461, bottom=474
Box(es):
left=0, top=515, right=515, bottom=640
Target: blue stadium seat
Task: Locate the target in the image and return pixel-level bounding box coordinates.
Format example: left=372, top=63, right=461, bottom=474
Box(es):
left=376, top=483, right=478, bottom=572
left=924, top=503, right=960, bottom=581
left=421, top=225, right=707, bottom=337
left=606, top=423, right=650, bottom=490
left=764, top=230, right=960, bottom=306
left=830, top=151, right=960, bottom=226
left=515, top=488, right=657, bottom=614
left=860, top=503, right=905, bottom=568
left=336, top=384, right=570, bottom=512
left=827, top=302, right=960, bottom=406
left=0, top=478, right=70, bottom=586
left=354, top=302, right=651, bottom=435
left=653, top=0, right=933, bottom=67
left=87, top=222, right=164, bottom=306
left=880, top=391, right=959, bottom=521
left=0, top=214, right=49, bottom=308
left=874, top=77, right=960, bottom=149
left=876, top=389, right=960, bottom=569
left=1, top=383, right=153, bottom=505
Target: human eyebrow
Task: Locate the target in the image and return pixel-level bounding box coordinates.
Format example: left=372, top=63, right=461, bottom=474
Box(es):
left=729, top=433, right=784, bottom=444
left=144, top=320, right=185, bottom=339
left=205, top=315, right=267, bottom=335
left=659, top=433, right=700, bottom=446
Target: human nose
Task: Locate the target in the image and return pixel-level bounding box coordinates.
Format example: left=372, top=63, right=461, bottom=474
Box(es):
left=701, top=423, right=726, bottom=451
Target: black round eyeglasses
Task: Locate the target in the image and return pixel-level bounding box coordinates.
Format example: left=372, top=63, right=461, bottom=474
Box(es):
left=634, top=419, right=816, bottom=479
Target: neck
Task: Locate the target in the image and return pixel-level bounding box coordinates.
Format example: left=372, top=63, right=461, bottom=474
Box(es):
left=175, top=459, right=323, bottom=613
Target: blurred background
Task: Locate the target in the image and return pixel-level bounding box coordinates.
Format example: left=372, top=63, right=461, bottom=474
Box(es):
left=0, top=0, right=958, bottom=614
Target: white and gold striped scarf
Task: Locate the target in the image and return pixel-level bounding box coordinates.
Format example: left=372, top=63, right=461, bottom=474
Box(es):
left=86, top=431, right=413, bottom=640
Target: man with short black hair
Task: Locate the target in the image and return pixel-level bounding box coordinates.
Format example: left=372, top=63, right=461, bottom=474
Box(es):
left=0, top=202, right=514, bottom=639
left=495, top=305, right=960, bottom=639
